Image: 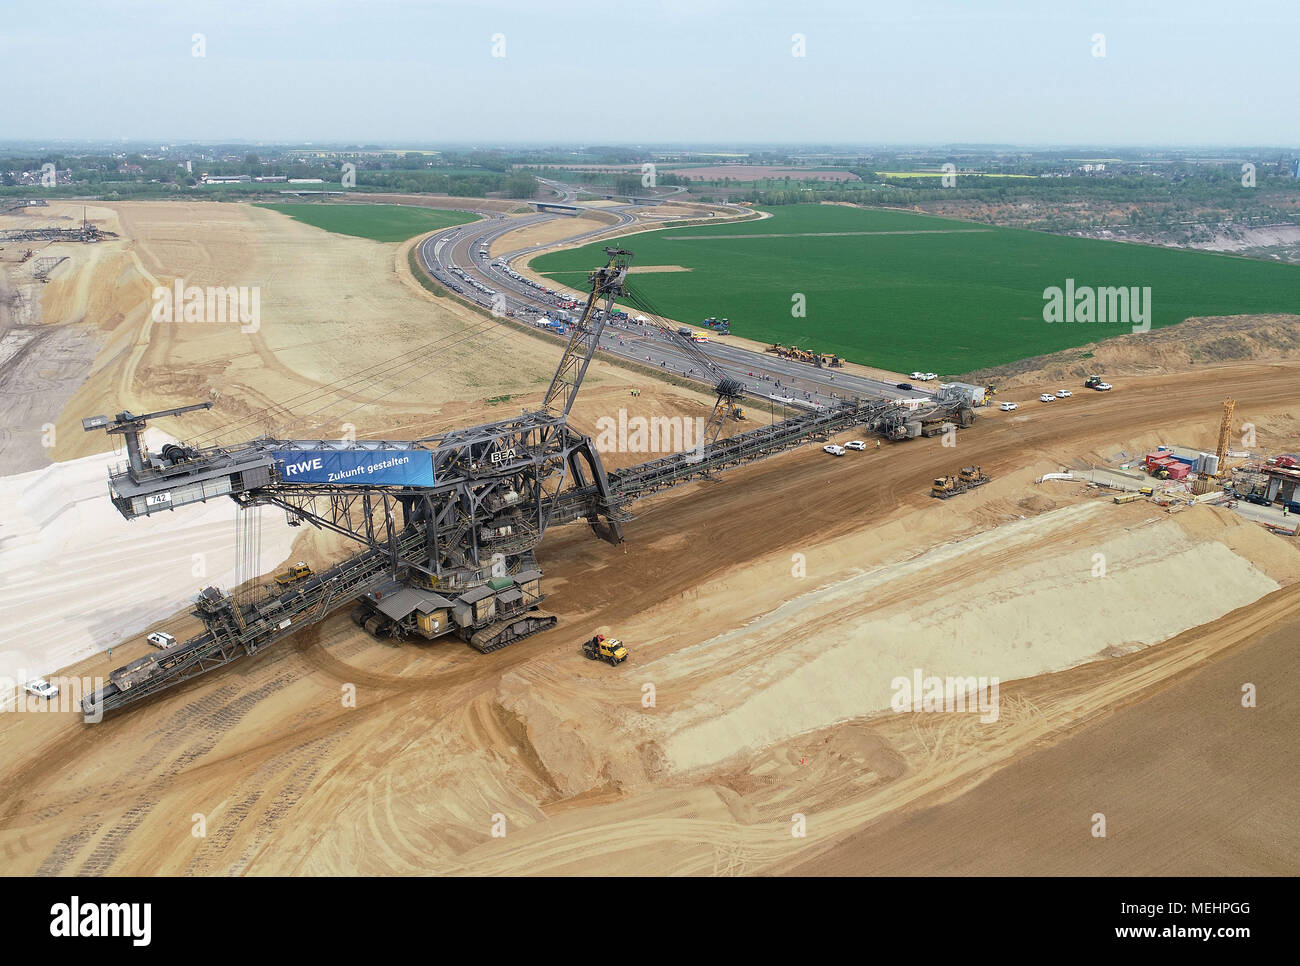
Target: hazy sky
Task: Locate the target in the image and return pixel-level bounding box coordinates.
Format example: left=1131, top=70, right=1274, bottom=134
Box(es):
left=4, top=0, right=1296, bottom=146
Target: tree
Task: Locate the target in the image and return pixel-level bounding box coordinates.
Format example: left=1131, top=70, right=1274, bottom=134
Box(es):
left=506, top=173, right=538, bottom=198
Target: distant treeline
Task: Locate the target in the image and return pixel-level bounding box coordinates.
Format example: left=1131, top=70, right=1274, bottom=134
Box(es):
left=0, top=151, right=538, bottom=199
left=722, top=167, right=1300, bottom=228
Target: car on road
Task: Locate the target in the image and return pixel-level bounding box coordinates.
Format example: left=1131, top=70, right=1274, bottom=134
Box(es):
left=1243, top=492, right=1272, bottom=506
left=896, top=383, right=913, bottom=391
left=844, top=440, right=867, bottom=450
left=1055, top=389, right=1072, bottom=398
left=1039, top=393, right=1056, bottom=402
left=1094, top=382, right=1113, bottom=391
left=25, top=678, right=58, bottom=700
left=999, top=402, right=1018, bottom=411
left=823, top=444, right=847, bottom=456
left=147, top=631, right=177, bottom=648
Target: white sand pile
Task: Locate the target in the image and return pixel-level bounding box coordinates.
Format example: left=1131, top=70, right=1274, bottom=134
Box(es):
left=0, top=431, right=297, bottom=683
left=500, top=502, right=1284, bottom=786
left=654, top=509, right=1277, bottom=772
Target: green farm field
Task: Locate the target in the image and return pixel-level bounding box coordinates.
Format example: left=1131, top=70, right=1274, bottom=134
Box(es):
left=532, top=205, right=1300, bottom=373
left=256, top=203, right=479, bottom=242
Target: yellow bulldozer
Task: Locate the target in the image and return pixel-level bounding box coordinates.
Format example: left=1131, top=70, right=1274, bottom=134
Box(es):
left=931, top=466, right=991, bottom=499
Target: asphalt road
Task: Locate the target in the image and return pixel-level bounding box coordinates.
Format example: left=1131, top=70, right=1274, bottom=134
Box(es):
left=415, top=193, right=933, bottom=411
left=1224, top=498, right=1299, bottom=533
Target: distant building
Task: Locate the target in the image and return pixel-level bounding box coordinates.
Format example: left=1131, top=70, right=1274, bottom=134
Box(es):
left=287, top=178, right=326, bottom=184
left=253, top=176, right=287, bottom=182
left=203, top=174, right=251, bottom=184
left=1293, top=158, right=1299, bottom=178
left=118, top=163, right=143, bottom=174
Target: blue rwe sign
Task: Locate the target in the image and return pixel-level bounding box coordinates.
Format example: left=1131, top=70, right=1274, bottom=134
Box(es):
left=272, top=449, right=435, bottom=486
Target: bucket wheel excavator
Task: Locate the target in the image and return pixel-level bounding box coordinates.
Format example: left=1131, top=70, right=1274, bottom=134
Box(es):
left=79, top=247, right=971, bottom=717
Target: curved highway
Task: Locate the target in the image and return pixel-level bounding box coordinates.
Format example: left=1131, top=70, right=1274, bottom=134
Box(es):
left=416, top=189, right=934, bottom=412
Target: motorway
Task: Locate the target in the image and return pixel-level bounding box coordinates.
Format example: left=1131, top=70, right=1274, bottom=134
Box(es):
left=415, top=189, right=935, bottom=413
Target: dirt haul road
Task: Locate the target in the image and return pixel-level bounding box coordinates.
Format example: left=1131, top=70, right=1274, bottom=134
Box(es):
left=1, top=201, right=1298, bottom=876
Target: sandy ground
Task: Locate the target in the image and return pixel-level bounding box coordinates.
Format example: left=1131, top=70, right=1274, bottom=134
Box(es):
left=965, top=313, right=1300, bottom=391
left=487, top=213, right=611, bottom=258
left=1, top=200, right=1298, bottom=876
left=0, top=205, right=119, bottom=472
left=0, top=429, right=299, bottom=692
left=0, top=199, right=726, bottom=685
left=638, top=206, right=699, bottom=218
left=786, top=582, right=1300, bottom=875
left=44, top=200, right=604, bottom=462
left=1073, top=223, right=1300, bottom=255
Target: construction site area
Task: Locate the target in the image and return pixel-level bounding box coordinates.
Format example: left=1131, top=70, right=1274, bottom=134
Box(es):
left=2, top=196, right=1299, bottom=878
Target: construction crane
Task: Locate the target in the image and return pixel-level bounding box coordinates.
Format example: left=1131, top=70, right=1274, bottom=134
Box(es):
left=78, top=248, right=973, bottom=717
left=1194, top=398, right=1237, bottom=495
left=1215, top=398, right=1236, bottom=472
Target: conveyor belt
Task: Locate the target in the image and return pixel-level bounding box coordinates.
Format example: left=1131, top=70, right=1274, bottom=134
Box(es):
left=82, top=396, right=955, bottom=718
